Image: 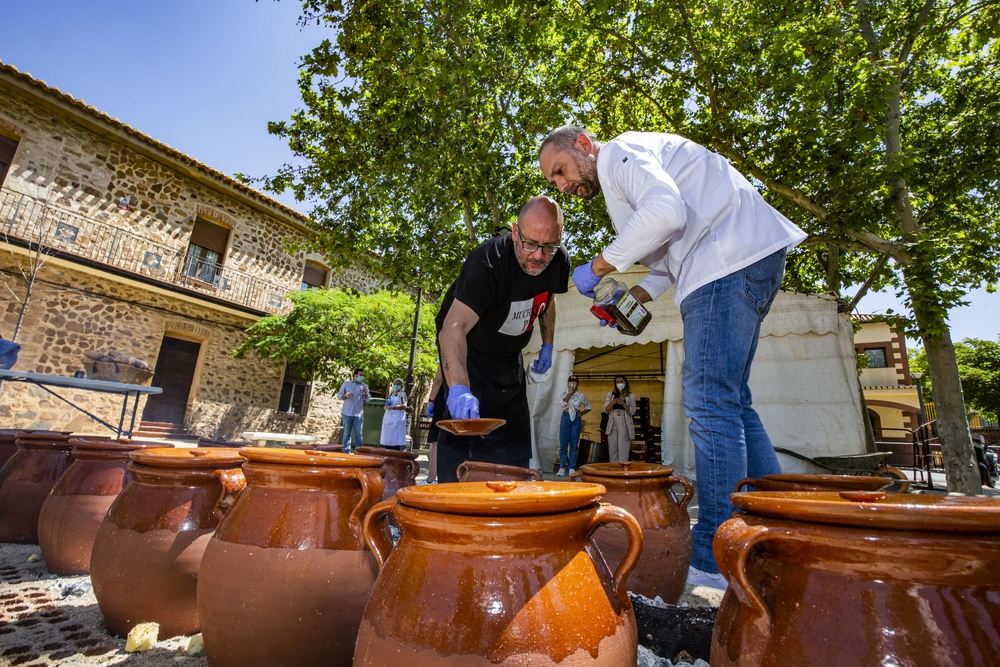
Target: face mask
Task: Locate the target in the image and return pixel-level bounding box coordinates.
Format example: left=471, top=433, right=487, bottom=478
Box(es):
left=393, top=384, right=402, bottom=390
left=568, top=383, right=577, bottom=390
left=357, top=375, right=364, bottom=382
left=616, top=383, right=625, bottom=391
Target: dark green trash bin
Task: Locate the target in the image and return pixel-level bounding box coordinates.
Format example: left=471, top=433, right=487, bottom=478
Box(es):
left=362, top=398, right=385, bottom=446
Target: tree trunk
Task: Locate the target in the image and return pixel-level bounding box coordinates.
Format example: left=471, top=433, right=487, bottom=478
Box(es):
left=462, top=197, right=476, bottom=245
left=906, top=276, right=981, bottom=494
left=10, top=273, right=35, bottom=343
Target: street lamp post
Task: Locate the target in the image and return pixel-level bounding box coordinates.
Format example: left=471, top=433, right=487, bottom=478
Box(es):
left=911, top=371, right=934, bottom=487
left=911, top=372, right=927, bottom=425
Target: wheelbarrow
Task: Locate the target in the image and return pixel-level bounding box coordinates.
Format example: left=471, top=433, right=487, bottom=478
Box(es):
left=773, top=446, right=910, bottom=493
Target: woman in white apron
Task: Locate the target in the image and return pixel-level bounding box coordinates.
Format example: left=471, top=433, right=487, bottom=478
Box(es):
left=604, top=375, right=636, bottom=463
left=380, top=378, right=408, bottom=450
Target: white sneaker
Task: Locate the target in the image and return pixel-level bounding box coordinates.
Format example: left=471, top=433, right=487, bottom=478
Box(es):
left=568, top=468, right=576, bottom=476
left=686, top=565, right=729, bottom=591
left=556, top=468, right=567, bottom=477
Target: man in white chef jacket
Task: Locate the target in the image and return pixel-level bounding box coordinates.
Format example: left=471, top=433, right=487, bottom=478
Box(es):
left=539, top=127, right=807, bottom=589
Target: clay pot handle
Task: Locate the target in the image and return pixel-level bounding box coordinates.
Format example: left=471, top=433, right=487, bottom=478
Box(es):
left=713, top=518, right=775, bottom=663
left=347, top=468, right=385, bottom=549
left=213, top=468, right=246, bottom=522
left=407, top=459, right=421, bottom=485
left=363, top=498, right=397, bottom=570
left=456, top=462, right=468, bottom=480
left=588, top=503, right=644, bottom=605
left=734, top=478, right=758, bottom=493
left=568, top=470, right=583, bottom=482
left=666, top=475, right=694, bottom=510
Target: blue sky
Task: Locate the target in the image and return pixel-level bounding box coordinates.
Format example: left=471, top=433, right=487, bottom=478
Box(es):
left=2, top=1, right=997, bottom=345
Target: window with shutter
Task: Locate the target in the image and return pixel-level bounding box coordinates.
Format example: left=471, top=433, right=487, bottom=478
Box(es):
left=183, top=218, right=230, bottom=283
left=0, top=135, right=19, bottom=186
left=278, top=364, right=312, bottom=415
left=301, top=263, right=328, bottom=290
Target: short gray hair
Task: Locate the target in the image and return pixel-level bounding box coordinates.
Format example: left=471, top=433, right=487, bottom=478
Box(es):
left=540, top=125, right=599, bottom=154
left=518, top=195, right=563, bottom=228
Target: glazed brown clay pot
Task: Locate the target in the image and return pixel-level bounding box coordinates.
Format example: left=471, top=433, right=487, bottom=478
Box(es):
left=571, top=462, right=693, bottom=603
left=37, top=438, right=170, bottom=575
left=285, top=443, right=346, bottom=452
left=456, top=460, right=543, bottom=482
left=0, top=431, right=73, bottom=543
left=712, top=491, right=1000, bottom=667
left=356, top=481, right=643, bottom=666
left=357, top=446, right=419, bottom=499
left=735, top=473, right=893, bottom=493
left=90, top=447, right=246, bottom=638
left=0, top=429, right=25, bottom=469
left=198, top=448, right=385, bottom=667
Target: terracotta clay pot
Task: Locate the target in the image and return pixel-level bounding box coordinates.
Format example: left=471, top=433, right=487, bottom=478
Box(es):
left=0, top=431, right=73, bottom=543
left=571, top=462, right=693, bottom=603
left=456, top=460, right=543, bottom=482
left=0, top=429, right=26, bottom=469
left=37, top=438, right=170, bottom=575
left=712, top=490, right=1000, bottom=667
left=356, top=481, right=643, bottom=666
left=285, top=443, right=346, bottom=452
left=198, top=448, right=385, bottom=667
left=90, top=447, right=246, bottom=638
left=357, top=446, right=419, bottom=499
left=735, top=473, right=893, bottom=493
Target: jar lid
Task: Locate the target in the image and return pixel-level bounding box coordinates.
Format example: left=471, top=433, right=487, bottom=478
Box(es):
left=743, top=474, right=892, bottom=492
left=731, top=491, right=1000, bottom=533
left=577, top=462, right=675, bottom=478
left=69, top=438, right=171, bottom=452
left=239, top=447, right=383, bottom=467
left=357, top=446, right=418, bottom=461
left=129, top=447, right=245, bottom=468
left=396, top=481, right=606, bottom=516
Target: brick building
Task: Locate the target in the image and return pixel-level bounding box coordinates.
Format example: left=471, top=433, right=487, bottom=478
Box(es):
left=0, top=61, right=378, bottom=440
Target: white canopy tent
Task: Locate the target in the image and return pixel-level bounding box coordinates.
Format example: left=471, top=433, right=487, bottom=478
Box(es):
left=522, top=266, right=866, bottom=479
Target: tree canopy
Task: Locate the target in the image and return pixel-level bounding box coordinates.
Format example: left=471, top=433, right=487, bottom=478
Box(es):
left=233, top=287, right=438, bottom=394
left=911, top=339, right=1000, bottom=421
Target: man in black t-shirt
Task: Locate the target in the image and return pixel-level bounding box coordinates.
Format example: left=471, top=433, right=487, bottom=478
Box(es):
left=434, top=195, right=570, bottom=482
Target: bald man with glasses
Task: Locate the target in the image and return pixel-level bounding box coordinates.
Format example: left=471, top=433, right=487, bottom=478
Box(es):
left=432, top=195, right=570, bottom=481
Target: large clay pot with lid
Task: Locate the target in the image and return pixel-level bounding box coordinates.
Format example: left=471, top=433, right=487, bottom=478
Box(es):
left=90, top=447, right=246, bottom=638
left=0, top=431, right=73, bottom=543
left=712, top=490, right=1000, bottom=667
left=357, top=446, right=419, bottom=499
left=37, top=438, right=171, bottom=575
left=356, top=480, right=644, bottom=666
left=456, top=459, right=543, bottom=482
left=571, top=462, right=693, bottom=603
left=735, top=473, right=893, bottom=493
left=198, top=448, right=385, bottom=667
left=0, top=429, right=25, bottom=468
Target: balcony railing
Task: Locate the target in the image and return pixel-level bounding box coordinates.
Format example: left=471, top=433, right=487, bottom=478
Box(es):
left=0, top=187, right=292, bottom=315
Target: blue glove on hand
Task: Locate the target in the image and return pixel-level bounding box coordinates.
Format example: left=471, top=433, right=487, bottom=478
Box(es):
left=531, top=343, right=553, bottom=373
left=572, top=259, right=601, bottom=298
left=425, top=401, right=434, bottom=418
left=446, top=385, right=480, bottom=420
left=599, top=319, right=618, bottom=328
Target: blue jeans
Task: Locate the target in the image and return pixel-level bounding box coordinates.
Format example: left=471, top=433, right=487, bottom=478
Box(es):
left=559, top=412, right=583, bottom=469
left=682, top=250, right=786, bottom=574
left=342, top=414, right=363, bottom=451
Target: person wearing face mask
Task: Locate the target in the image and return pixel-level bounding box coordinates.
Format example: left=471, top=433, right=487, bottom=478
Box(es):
left=604, top=376, right=636, bottom=464
left=337, top=368, right=370, bottom=453
left=557, top=375, right=591, bottom=476
left=379, top=377, right=408, bottom=450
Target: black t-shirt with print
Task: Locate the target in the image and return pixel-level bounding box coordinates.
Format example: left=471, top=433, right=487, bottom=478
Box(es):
left=436, top=233, right=569, bottom=414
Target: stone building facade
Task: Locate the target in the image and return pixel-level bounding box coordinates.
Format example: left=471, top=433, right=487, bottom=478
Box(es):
left=0, top=61, right=379, bottom=440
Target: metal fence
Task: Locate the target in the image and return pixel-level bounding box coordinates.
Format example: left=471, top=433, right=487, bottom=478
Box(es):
left=0, top=188, right=291, bottom=315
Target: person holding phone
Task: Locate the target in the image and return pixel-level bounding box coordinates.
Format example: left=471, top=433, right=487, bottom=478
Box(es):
left=604, top=375, right=636, bottom=463
left=337, top=368, right=370, bottom=453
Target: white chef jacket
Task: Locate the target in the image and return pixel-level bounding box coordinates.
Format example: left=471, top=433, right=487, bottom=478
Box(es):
left=597, top=132, right=808, bottom=307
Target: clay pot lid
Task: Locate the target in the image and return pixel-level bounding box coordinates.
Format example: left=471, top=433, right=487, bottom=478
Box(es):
left=577, top=462, right=675, bottom=478
left=436, top=418, right=506, bottom=436
left=69, top=438, right=172, bottom=452
left=357, top=446, right=418, bottom=461
left=731, top=491, right=1000, bottom=533
left=748, top=474, right=892, bottom=491
left=239, top=447, right=383, bottom=467
left=396, top=481, right=607, bottom=516
left=129, top=447, right=245, bottom=468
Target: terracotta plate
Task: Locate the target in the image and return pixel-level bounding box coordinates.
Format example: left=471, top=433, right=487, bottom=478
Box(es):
left=577, top=462, right=676, bottom=478
left=731, top=491, right=1000, bottom=533
left=436, top=418, right=506, bottom=436
left=738, top=474, right=893, bottom=492
left=397, top=481, right=606, bottom=515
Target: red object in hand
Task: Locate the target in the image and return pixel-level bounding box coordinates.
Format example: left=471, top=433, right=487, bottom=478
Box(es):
left=590, top=305, right=617, bottom=326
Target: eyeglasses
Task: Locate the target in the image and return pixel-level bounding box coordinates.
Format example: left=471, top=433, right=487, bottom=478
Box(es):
left=514, top=224, right=562, bottom=256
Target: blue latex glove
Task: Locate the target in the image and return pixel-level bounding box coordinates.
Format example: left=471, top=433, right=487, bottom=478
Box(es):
left=425, top=401, right=435, bottom=418
left=599, top=319, right=618, bottom=328
left=531, top=343, right=554, bottom=373
left=572, top=259, right=601, bottom=298
left=446, top=384, right=480, bottom=420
